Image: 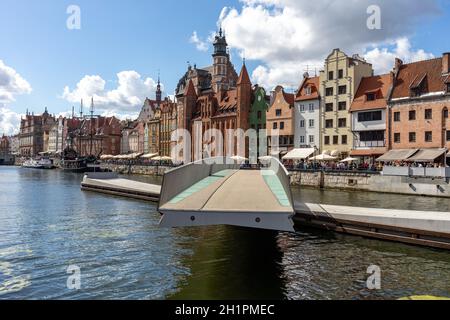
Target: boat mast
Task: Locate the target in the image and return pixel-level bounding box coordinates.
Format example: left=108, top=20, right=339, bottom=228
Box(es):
left=90, top=97, right=94, bottom=157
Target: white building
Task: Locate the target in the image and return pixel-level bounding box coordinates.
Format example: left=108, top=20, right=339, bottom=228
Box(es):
left=294, top=74, right=321, bottom=151
left=47, top=117, right=65, bottom=154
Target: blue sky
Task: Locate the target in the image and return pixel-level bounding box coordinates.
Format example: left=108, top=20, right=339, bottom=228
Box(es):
left=0, top=0, right=449, bottom=134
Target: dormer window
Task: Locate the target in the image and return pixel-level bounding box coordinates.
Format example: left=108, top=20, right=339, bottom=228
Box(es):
left=305, top=87, right=312, bottom=95
left=366, top=93, right=376, bottom=101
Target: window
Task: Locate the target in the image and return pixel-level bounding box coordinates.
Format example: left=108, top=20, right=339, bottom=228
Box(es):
left=409, top=110, right=416, bottom=121
left=341, top=135, right=348, bottom=145
left=280, top=122, right=285, bottom=130
left=358, top=111, right=382, bottom=122
left=425, top=131, right=433, bottom=142
left=338, top=118, right=347, bottom=128
left=324, top=136, right=330, bottom=145
left=328, top=71, right=334, bottom=80
left=257, top=111, right=262, bottom=119
left=359, top=131, right=384, bottom=142
left=447, top=83, right=450, bottom=93
left=338, top=85, right=347, bottom=95
left=338, top=69, right=344, bottom=79
left=444, top=108, right=449, bottom=119
left=394, top=133, right=401, bottom=143
left=276, top=109, right=282, bottom=117
left=326, top=87, right=334, bottom=96
left=300, top=136, right=305, bottom=144
left=300, top=120, right=305, bottom=128
left=333, top=136, right=339, bottom=145
left=447, top=131, right=450, bottom=141
left=300, top=105, right=305, bottom=112
left=305, top=87, right=312, bottom=95
left=366, top=93, right=376, bottom=101
left=309, top=119, right=315, bottom=128
left=309, top=135, right=315, bottom=144
left=325, top=119, right=334, bottom=128
left=273, top=122, right=278, bottom=130
left=325, top=103, right=334, bottom=112
left=425, top=109, right=432, bottom=120
left=394, top=112, right=401, bottom=122
left=409, top=132, right=416, bottom=143
left=338, top=102, right=347, bottom=111
left=309, top=104, right=314, bottom=112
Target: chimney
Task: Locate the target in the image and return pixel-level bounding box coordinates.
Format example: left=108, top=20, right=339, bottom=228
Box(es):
left=443, top=53, right=450, bottom=74
left=394, top=58, right=403, bottom=74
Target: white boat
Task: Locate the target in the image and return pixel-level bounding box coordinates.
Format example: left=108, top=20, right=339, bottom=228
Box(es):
left=22, top=158, right=54, bottom=169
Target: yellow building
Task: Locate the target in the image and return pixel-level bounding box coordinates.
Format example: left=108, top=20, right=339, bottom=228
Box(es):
left=319, top=49, right=373, bottom=158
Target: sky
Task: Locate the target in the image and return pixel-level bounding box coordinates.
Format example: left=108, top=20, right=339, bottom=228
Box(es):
left=1, top=0, right=450, bottom=135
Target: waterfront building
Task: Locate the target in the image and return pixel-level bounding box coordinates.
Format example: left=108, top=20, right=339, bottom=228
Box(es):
left=388, top=53, right=450, bottom=156
left=19, top=108, right=56, bottom=157
left=9, top=135, right=19, bottom=155
left=349, top=73, right=393, bottom=162
left=0, top=134, right=10, bottom=155
left=294, top=73, right=321, bottom=151
left=148, top=108, right=161, bottom=154
left=175, top=28, right=252, bottom=159
left=160, top=98, right=177, bottom=157
left=266, top=86, right=295, bottom=157
left=47, top=116, right=66, bottom=155
left=319, top=49, right=373, bottom=159
left=249, top=85, right=269, bottom=159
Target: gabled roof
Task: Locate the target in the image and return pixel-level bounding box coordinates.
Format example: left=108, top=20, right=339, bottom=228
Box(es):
left=391, top=57, right=447, bottom=99
left=237, top=64, right=251, bottom=85
left=184, top=79, right=197, bottom=97
left=350, top=74, right=392, bottom=112
left=295, top=76, right=320, bottom=101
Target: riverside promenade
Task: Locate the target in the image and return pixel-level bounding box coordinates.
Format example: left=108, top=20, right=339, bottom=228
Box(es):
left=82, top=168, right=450, bottom=250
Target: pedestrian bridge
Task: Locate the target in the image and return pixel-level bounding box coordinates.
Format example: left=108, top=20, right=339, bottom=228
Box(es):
left=158, top=157, right=295, bottom=232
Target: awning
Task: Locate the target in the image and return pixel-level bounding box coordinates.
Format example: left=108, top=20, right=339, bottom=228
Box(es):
left=282, top=148, right=315, bottom=160
left=351, top=148, right=387, bottom=157
left=376, top=149, right=419, bottom=162
left=407, top=148, right=447, bottom=162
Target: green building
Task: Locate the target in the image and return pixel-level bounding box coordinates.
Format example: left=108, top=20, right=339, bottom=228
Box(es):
left=249, top=86, right=269, bottom=160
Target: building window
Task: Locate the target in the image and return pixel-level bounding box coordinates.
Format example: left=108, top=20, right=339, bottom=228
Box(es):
left=338, top=102, right=347, bottom=111
left=325, top=119, right=334, bottom=128
left=366, top=93, right=376, bottom=101
left=409, top=132, right=416, bottom=143
left=328, top=71, right=334, bottom=80
left=425, top=109, right=433, bottom=120
left=300, top=105, right=305, bottom=112
left=309, top=104, right=314, bottom=112
left=394, top=133, right=401, bottom=143
left=276, top=109, right=282, bottom=117
left=447, top=83, right=450, bottom=93
left=338, top=118, right=347, bottom=128
left=280, top=122, right=285, bottom=130
left=425, top=131, right=433, bottom=142
left=444, top=108, right=449, bottom=119
left=394, top=112, right=401, bottom=122
left=409, top=110, right=416, bottom=121
left=324, top=136, right=330, bottom=145
left=273, top=122, right=278, bottom=130
left=257, top=111, right=262, bottom=119
left=359, top=130, right=384, bottom=142
left=305, top=87, right=312, bottom=95
left=309, top=119, right=315, bottom=128
left=447, top=131, right=450, bottom=141
left=300, top=120, right=305, bottom=128
left=338, top=85, right=347, bottom=95
left=358, top=111, right=382, bottom=122
left=341, top=135, right=348, bottom=145
left=326, top=88, right=334, bottom=96
left=300, top=136, right=305, bottom=144
left=333, top=136, right=339, bottom=145
left=325, top=103, right=334, bottom=112
left=309, top=135, right=315, bottom=144
left=338, top=69, right=344, bottom=79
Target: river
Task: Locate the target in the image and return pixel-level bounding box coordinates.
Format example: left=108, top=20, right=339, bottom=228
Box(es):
left=1, top=166, right=450, bottom=300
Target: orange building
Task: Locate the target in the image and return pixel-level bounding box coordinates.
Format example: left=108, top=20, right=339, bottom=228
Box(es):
left=266, top=86, right=295, bottom=156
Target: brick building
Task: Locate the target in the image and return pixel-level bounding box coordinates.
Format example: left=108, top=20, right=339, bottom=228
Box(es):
left=19, top=108, right=55, bottom=157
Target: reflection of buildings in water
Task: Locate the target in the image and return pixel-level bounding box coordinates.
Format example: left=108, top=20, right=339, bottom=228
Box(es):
left=168, top=226, right=287, bottom=300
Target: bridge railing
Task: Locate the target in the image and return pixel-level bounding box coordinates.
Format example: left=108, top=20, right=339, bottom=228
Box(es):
left=158, top=157, right=240, bottom=210
left=263, top=157, right=294, bottom=208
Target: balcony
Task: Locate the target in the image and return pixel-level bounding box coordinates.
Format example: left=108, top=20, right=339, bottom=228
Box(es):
left=353, top=140, right=386, bottom=149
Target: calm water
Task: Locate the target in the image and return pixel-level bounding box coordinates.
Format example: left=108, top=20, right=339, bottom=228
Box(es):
left=1, top=166, right=450, bottom=300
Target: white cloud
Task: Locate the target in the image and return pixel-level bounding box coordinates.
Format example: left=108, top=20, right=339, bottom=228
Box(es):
left=62, top=71, right=161, bottom=114
left=190, top=31, right=209, bottom=52
left=0, top=106, right=22, bottom=135
left=217, top=0, right=440, bottom=89
left=0, top=60, right=32, bottom=103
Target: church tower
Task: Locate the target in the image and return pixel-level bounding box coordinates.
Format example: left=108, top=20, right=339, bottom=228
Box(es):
left=212, top=28, right=230, bottom=93
left=156, top=74, right=162, bottom=106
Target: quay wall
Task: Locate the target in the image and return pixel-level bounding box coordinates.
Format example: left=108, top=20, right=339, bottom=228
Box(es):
left=290, top=170, right=450, bottom=198
left=100, top=163, right=172, bottom=176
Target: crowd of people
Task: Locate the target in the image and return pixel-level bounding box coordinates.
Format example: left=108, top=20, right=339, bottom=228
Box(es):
left=283, top=160, right=381, bottom=172
left=383, top=161, right=446, bottom=168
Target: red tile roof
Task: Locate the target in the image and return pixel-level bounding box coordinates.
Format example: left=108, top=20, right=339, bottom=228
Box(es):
left=350, top=74, right=392, bottom=112
left=391, top=57, right=447, bottom=99
left=295, top=76, right=320, bottom=101
left=237, top=64, right=251, bottom=85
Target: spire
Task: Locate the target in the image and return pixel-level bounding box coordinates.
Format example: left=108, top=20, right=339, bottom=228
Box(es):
left=237, top=63, right=251, bottom=85
left=156, top=71, right=162, bottom=105
left=184, top=79, right=197, bottom=97
left=90, top=97, right=94, bottom=115
left=80, top=99, right=84, bottom=118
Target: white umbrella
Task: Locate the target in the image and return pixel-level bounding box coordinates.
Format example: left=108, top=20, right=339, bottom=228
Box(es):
left=230, top=155, right=248, bottom=162
left=309, top=154, right=337, bottom=161
left=153, top=156, right=173, bottom=161
left=258, top=156, right=273, bottom=162
left=141, top=153, right=158, bottom=159
left=340, top=157, right=358, bottom=163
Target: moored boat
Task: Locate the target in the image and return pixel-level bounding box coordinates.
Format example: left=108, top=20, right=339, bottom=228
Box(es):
left=22, top=158, right=54, bottom=169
